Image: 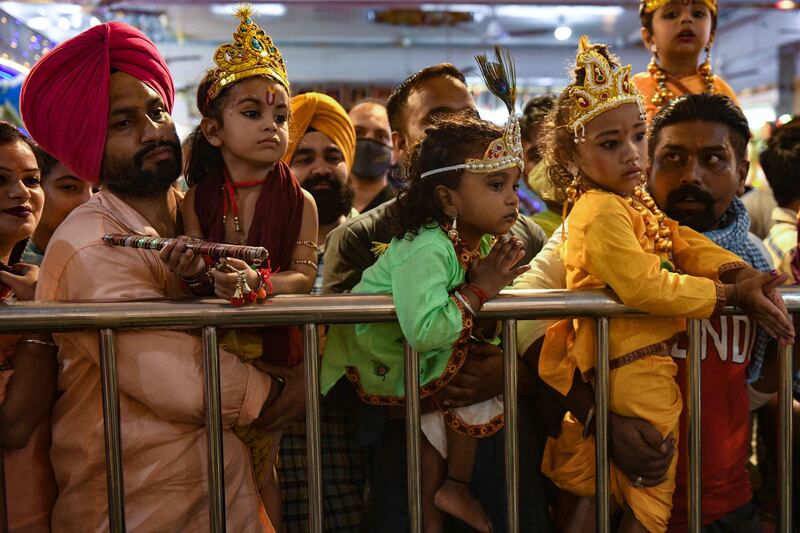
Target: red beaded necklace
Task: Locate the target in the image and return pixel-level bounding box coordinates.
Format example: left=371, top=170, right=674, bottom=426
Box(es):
left=221, top=167, right=267, bottom=235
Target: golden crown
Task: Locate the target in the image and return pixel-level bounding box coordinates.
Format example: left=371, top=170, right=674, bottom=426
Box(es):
left=567, top=36, right=644, bottom=143
left=641, top=0, right=716, bottom=15
left=207, top=5, right=289, bottom=103
left=420, top=48, right=524, bottom=179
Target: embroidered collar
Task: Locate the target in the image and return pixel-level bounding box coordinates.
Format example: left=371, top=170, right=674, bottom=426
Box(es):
left=442, top=226, right=496, bottom=271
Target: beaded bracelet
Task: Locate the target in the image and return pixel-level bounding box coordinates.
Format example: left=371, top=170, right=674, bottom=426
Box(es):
left=463, top=283, right=490, bottom=308
left=177, top=256, right=214, bottom=291
left=289, top=259, right=318, bottom=271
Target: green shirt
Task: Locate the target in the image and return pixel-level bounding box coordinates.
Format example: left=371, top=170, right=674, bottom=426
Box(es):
left=320, top=225, right=491, bottom=401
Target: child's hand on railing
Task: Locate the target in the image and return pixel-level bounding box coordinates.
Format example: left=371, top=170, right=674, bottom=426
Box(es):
left=468, top=236, right=530, bottom=300
left=159, top=236, right=206, bottom=280
left=211, top=258, right=259, bottom=300
left=730, top=270, right=795, bottom=345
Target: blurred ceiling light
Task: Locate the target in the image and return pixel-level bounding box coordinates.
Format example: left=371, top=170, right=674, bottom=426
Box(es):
left=775, top=0, right=796, bottom=8
left=554, top=25, right=572, bottom=40
left=57, top=16, right=71, bottom=30
left=27, top=16, right=51, bottom=31
left=0, top=57, right=30, bottom=75
left=496, top=5, right=623, bottom=19
left=210, top=4, right=287, bottom=17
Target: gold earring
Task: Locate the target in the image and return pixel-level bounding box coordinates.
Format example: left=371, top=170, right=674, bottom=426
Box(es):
left=448, top=214, right=459, bottom=240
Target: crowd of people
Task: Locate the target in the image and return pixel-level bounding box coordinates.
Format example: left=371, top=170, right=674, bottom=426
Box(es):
left=0, top=0, right=799, bottom=532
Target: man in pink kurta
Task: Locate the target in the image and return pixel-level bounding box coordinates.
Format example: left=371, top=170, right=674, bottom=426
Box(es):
left=21, top=22, right=276, bottom=532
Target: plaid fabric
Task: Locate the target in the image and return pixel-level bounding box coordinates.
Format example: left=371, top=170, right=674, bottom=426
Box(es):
left=278, top=401, right=365, bottom=532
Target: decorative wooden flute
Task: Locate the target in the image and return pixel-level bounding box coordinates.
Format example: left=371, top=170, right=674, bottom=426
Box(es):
left=102, top=234, right=269, bottom=265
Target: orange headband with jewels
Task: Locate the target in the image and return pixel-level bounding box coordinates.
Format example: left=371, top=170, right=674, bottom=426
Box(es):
left=641, top=0, right=717, bottom=15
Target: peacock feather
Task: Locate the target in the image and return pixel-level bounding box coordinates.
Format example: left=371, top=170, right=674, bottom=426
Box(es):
left=475, top=46, right=517, bottom=114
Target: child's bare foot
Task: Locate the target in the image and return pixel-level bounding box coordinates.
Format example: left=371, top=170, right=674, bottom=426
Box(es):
left=433, top=477, right=493, bottom=533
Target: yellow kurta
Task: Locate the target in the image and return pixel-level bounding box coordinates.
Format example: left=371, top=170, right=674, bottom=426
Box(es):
left=633, top=72, right=739, bottom=123
left=539, top=190, right=744, bottom=532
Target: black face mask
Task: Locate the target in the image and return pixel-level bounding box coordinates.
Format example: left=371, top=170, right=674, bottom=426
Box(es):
left=352, top=138, right=392, bottom=181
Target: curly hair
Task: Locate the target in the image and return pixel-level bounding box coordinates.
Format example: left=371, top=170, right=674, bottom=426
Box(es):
left=390, top=113, right=502, bottom=239
left=540, top=42, right=623, bottom=203
left=185, top=73, right=290, bottom=186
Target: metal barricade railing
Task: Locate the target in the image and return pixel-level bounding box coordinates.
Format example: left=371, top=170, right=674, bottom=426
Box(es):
left=0, top=288, right=795, bottom=533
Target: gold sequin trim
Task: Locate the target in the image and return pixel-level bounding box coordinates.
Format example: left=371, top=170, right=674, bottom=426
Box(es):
left=346, top=294, right=474, bottom=406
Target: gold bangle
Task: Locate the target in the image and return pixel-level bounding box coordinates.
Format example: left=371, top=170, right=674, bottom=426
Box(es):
left=295, top=240, right=318, bottom=250
left=19, top=338, right=57, bottom=348
left=289, top=259, right=318, bottom=270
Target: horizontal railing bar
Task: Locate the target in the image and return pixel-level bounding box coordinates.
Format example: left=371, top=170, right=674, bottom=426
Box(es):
left=4, top=288, right=800, bottom=332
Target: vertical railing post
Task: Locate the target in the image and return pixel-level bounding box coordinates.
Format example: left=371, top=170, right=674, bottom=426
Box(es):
left=686, top=319, right=702, bottom=532
left=99, top=328, right=126, bottom=533
left=303, top=324, right=323, bottom=533
left=778, top=340, right=794, bottom=533
left=503, top=320, right=519, bottom=533
left=404, top=339, right=423, bottom=533
left=202, top=326, right=226, bottom=533
left=595, top=318, right=610, bottom=533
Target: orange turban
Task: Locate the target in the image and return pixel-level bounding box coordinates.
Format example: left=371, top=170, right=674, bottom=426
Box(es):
left=20, top=22, right=174, bottom=183
left=283, top=92, right=356, bottom=171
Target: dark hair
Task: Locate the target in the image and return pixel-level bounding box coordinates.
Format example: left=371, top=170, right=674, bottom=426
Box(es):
left=648, top=94, right=750, bottom=161
left=520, top=95, right=555, bottom=142
left=639, top=2, right=718, bottom=35
left=34, top=148, right=59, bottom=181
left=541, top=42, right=622, bottom=202
left=0, top=121, right=37, bottom=155
left=386, top=63, right=466, bottom=136
left=390, top=112, right=501, bottom=239
left=186, top=73, right=289, bottom=186
left=0, top=122, right=38, bottom=263
left=761, top=118, right=800, bottom=208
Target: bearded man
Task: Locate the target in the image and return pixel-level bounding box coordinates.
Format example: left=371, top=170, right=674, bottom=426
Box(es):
left=21, top=22, right=279, bottom=532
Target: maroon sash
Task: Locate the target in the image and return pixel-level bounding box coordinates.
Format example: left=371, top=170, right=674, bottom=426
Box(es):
left=195, top=161, right=305, bottom=366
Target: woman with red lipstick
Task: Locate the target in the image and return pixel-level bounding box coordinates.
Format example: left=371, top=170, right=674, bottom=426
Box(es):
left=633, top=0, right=739, bottom=123
left=537, top=38, right=792, bottom=533
left=0, top=121, right=58, bottom=532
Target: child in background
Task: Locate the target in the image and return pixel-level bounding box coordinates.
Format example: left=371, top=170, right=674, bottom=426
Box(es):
left=538, top=36, right=793, bottom=532
left=634, top=0, right=738, bottom=122
left=160, top=7, right=318, bottom=530
left=321, top=50, right=528, bottom=533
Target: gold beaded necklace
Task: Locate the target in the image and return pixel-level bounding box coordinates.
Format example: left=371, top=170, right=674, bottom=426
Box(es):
left=647, top=57, right=715, bottom=109
left=566, top=180, right=676, bottom=271
left=626, top=185, right=676, bottom=270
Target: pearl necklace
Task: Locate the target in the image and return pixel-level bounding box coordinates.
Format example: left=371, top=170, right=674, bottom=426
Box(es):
left=647, top=59, right=715, bottom=109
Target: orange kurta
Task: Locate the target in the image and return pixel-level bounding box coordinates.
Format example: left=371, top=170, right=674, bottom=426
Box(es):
left=633, top=72, right=739, bottom=123
left=539, top=190, right=744, bottom=532
left=36, top=190, right=275, bottom=533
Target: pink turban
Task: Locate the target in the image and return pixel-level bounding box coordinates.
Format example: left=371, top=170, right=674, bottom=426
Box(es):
left=20, top=22, right=174, bottom=183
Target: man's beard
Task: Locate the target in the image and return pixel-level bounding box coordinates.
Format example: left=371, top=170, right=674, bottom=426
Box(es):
left=302, top=173, right=353, bottom=225
left=100, top=141, right=182, bottom=198
left=663, top=183, right=717, bottom=232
